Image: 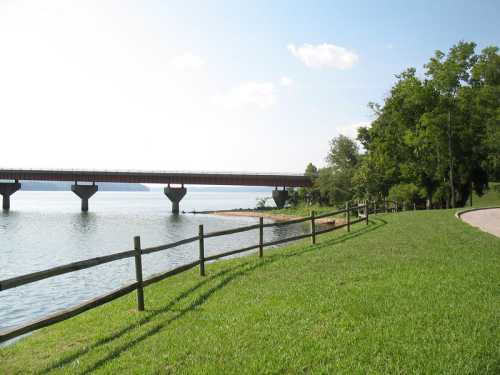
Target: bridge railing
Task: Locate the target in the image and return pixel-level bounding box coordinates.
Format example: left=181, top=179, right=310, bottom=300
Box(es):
left=0, top=200, right=400, bottom=344
left=0, top=167, right=310, bottom=175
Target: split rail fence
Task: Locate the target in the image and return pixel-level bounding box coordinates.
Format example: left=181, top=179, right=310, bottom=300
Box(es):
left=0, top=200, right=399, bottom=343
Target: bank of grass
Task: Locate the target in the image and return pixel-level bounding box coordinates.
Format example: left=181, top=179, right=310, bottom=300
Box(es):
left=268, top=204, right=341, bottom=217
left=1, top=210, right=500, bottom=374
left=472, top=182, right=500, bottom=207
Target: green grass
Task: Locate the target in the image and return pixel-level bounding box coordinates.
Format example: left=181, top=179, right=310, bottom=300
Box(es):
left=1, top=210, right=499, bottom=374
left=471, top=182, right=500, bottom=207
left=269, top=204, right=341, bottom=217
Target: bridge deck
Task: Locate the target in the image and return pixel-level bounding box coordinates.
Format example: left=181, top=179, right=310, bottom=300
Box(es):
left=0, top=169, right=312, bottom=187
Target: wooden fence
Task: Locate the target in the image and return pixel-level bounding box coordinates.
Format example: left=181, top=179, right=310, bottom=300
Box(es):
left=0, top=200, right=399, bottom=344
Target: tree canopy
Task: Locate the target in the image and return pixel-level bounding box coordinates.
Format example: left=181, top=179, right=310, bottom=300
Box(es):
left=297, top=41, right=499, bottom=209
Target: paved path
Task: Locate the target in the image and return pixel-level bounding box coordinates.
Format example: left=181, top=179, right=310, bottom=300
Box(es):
left=460, top=208, right=500, bottom=238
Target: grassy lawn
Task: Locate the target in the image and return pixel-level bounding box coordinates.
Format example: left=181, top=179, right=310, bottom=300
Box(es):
left=268, top=204, right=343, bottom=217
left=1, top=210, right=499, bottom=374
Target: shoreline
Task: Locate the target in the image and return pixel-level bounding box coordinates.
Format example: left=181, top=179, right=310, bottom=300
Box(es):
left=189, top=208, right=343, bottom=226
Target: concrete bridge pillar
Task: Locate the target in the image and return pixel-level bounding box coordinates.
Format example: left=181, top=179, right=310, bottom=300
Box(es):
left=164, top=185, right=187, bottom=214
left=0, top=181, right=21, bottom=210
left=272, top=188, right=289, bottom=209
left=71, top=183, right=98, bottom=212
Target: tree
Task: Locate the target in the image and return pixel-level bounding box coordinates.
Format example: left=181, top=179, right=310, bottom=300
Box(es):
left=317, top=135, right=359, bottom=206
left=470, top=46, right=500, bottom=183
left=424, top=41, right=478, bottom=207
left=388, top=183, right=420, bottom=209
left=255, top=197, right=270, bottom=209
left=298, top=163, right=320, bottom=205
left=359, top=41, right=497, bottom=208
left=357, top=68, right=438, bottom=204
left=292, top=41, right=498, bottom=209
left=326, top=135, right=359, bottom=171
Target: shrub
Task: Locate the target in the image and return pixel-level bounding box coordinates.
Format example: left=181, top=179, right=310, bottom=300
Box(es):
left=388, top=183, right=419, bottom=206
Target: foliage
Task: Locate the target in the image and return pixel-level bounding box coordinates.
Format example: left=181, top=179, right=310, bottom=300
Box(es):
left=300, top=41, right=499, bottom=209
left=387, top=183, right=420, bottom=206
left=255, top=197, right=270, bottom=209
left=295, top=163, right=321, bottom=205
left=316, top=135, right=360, bottom=206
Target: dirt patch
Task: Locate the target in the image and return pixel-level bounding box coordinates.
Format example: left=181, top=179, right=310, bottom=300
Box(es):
left=209, top=210, right=343, bottom=226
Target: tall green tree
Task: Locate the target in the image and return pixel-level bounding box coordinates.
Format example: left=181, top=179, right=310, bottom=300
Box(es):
left=318, top=135, right=359, bottom=205
left=470, top=46, right=500, bottom=183
left=297, top=163, right=320, bottom=205
left=358, top=41, right=498, bottom=208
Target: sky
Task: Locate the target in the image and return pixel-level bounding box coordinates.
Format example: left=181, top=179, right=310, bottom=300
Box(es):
left=1, top=0, right=499, bottom=173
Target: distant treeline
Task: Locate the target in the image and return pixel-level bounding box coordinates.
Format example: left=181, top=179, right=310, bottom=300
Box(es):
left=149, top=186, right=272, bottom=193
left=21, top=182, right=272, bottom=193
left=20, top=181, right=149, bottom=192
left=291, top=41, right=500, bottom=209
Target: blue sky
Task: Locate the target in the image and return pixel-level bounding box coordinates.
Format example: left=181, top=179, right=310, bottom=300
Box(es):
left=1, top=1, right=498, bottom=173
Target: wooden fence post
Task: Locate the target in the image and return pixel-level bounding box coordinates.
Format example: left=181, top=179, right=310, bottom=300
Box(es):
left=134, top=236, right=145, bottom=311
left=199, top=225, right=205, bottom=276
left=384, top=198, right=388, bottom=213
left=310, top=210, right=316, bottom=245
left=373, top=200, right=377, bottom=214
left=346, top=201, right=350, bottom=232
left=259, top=217, right=264, bottom=257
left=365, top=200, right=369, bottom=225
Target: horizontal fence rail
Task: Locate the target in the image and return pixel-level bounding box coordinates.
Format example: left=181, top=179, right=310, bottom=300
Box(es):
left=315, top=208, right=352, bottom=220
left=0, top=199, right=398, bottom=344
left=204, top=244, right=261, bottom=262
left=141, top=236, right=200, bottom=255
left=262, top=215, right=312, bottom=227
left=0, top=250, right=136, bottom=292
left=0, top=282, right=139, bottom=343
left=204, top=223, right=261, bottom=238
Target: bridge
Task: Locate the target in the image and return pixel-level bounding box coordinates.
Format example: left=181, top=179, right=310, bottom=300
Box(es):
left=0, top=169, right=313, bottom=213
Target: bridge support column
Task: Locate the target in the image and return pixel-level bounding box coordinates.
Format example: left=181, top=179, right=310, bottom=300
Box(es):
left=164, top=185, right=187, bottom=214
left=272, top=188, right=289, bottom=209
left=0, top=181, right=21, bottom=210
left=71, top=183, right=98, bottom=212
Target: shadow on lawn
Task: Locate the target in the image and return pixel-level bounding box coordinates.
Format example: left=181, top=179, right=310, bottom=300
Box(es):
left=39, top=217, right=387, bottom=375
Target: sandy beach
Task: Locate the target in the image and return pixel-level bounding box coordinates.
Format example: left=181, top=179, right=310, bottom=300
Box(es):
left=209, top=210, right=342, bottom=226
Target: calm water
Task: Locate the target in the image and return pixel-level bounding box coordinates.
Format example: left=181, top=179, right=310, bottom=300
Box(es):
left=0, top=191, right=308, bottom=334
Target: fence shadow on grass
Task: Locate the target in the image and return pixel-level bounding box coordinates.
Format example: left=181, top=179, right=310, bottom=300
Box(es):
left=38, top=217, right=387, bottom=375
left=266, top=217, right=387, bottom=262
left=37, top=264, right=248, bottom=374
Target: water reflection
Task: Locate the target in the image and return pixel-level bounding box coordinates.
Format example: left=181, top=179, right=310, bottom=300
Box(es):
left=70, top=212, right=98, bottom=235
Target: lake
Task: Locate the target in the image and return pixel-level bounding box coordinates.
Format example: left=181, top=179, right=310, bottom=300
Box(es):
left=0, top=191, right=309, bottom=335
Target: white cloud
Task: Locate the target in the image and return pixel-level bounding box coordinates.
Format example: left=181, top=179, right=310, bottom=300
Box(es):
left=280, top=76, right=293, bottom=87
left=287, top=43, right=359, bottom=69
left=213, top=82, right=276, bottom=110
left=171, top=52, right=206, bottom=71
